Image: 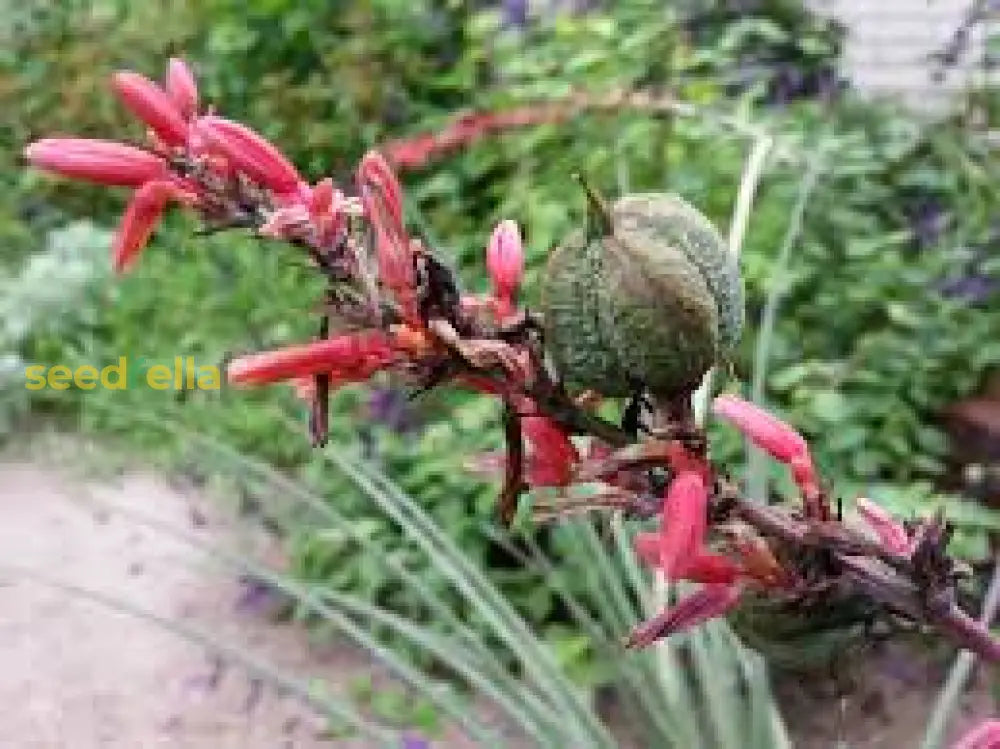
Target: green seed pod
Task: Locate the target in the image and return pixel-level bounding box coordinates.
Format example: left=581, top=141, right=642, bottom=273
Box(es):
left=542, top=180, right=743, bottom=399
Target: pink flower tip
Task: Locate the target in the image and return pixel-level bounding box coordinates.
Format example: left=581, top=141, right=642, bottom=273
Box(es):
left=111, top=70, right=189, bottom=147
left=855, top=498, right=912, bottom=556
left=951, top=720, right=1000, bottom=749
left=166, top=58, right=199, bottom=120
left=486, top=220, right=524, bottom=302
left=193, top=116, right=301, bottom=194
left=24, top=138, right=166, bottom=187
left=624, top=584, right=742, bottom=649
left=712, top=394, right=809, bottom=466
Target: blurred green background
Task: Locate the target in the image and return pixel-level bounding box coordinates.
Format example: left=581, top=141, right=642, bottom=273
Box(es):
left=3, top=1, right=1000, bottom=745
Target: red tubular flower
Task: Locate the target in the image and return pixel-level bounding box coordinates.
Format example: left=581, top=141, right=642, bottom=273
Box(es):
left=112, top=180, right=188, bottom=272
left=658, top=472, right=709, bottom=579
left=624, top=583, right=742, bottom=649
left=356, top=151, right=404, bottom=232
left=855, top=498, right=912, bottom=556
left=952, top=720, right=1000, bottom=749
left=521, top=416, right=579, bottom=487
left=166, top=58, right=199, bottom=120
left=24, top=138, right=167, bottom=186
left=712, top=394, right=808, bottom=465
left=227, top=331, right=395, bottom=386
left=111, top=71, right=189, bottom=147
left=360, top=183, right=418, bottom=324
left=193, top=116, right=302, bottom=194
left=486, top=220, right=524, bottom=317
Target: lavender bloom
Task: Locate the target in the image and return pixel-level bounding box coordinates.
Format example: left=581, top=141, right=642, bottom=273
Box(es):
left=368, top=385, right=419, bottom=434
left=502, top=0, right=527, bottom=27
left=402, top=734, right=430, bottom=749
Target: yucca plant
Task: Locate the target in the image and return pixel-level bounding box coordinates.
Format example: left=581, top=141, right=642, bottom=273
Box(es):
left=14, top=50, right=1000, bottom=749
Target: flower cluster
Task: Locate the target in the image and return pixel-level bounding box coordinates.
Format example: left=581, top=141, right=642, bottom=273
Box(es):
left=25, top=57, right=1000, bottom=662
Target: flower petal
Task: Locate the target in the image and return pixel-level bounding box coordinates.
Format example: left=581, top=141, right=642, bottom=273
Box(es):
left=521, top=416, right=579, bottom=487
left=624, top=584, right=742, bottom=649
left=166, top=57, right=199, bottom=120
left=112, top=71, right=189, bottom=147
left=112, top=180, right=179, bottom=271
left=659, top=472, right=709, bottom=579
left=227, top=332, right=395, bottom=386
left=682, top=554, right=741, bottom=585
left=713, top=394, right=809, bottom=465
left=194, top=116, right=302, bottom=193
left=25, top=138, right=166, bottom=186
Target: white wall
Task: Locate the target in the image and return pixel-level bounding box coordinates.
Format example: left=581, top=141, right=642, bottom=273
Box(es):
left=809, top=0, right=995, bottom=112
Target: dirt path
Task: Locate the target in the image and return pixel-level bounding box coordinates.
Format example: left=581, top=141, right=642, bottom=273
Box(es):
left=0, top=458, right=365, bottom=748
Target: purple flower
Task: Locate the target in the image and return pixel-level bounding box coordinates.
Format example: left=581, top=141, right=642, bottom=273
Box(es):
left=402, top=734, right=429, bottom=749
left=368, top=386, right=419, bottom=434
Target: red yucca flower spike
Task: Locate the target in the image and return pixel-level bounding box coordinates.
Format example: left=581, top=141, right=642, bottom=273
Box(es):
left=112, top=71, right=190, bottom=147
left=24, top=138, right=167, bottom=187
left=227, top=332, right=396, bottom=386
left=194, top=116, right=303, bottom=195
left=624, top=583, right=742, bottom=649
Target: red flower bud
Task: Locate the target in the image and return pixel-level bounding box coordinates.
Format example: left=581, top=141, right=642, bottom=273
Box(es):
left=712, top=394, right=809, bottom=465
left=25, top=138, right=166, bottom=187
left=624, top=583, right=742, bottom=649
left=855, top=498, right=911, bottom=556
left=112, top=71, right=189, bottom=147
left=227, top=332, right=395, bottom=386
left=166, top=58, right=199, bottom=120
left=193, top=116, right=302, bottom=194
left=113, top=180, right=187, bottom=272
left=658, top=472, right=709, bottom=580
left=356, top=151, right=404, bottom=232
left=486, top=220, right=524, bottom=305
